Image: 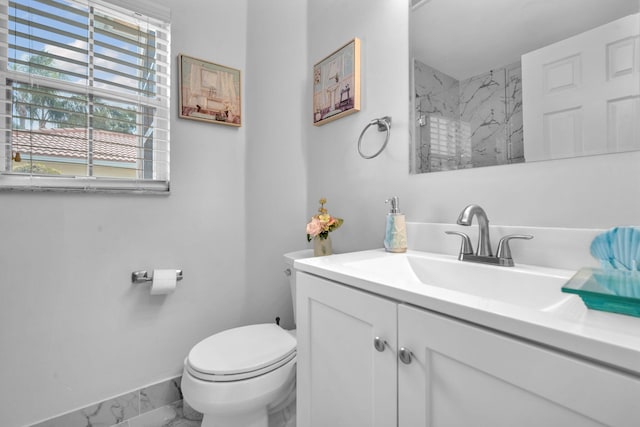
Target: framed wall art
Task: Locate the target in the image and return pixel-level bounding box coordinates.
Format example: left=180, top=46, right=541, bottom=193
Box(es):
left=179, top=54, right=242, bottom=127
left=313, top=38, right=361, bottom=126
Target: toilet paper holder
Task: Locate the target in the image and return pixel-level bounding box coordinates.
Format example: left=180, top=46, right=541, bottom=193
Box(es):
left=132, top=270, right=183, bottom=284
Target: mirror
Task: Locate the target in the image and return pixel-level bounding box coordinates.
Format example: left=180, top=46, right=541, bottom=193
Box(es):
left=410, top=0, right=640, bottom=174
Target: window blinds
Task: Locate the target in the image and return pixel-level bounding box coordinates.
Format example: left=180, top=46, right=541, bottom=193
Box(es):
left=0, top=0, right=170, bottom=192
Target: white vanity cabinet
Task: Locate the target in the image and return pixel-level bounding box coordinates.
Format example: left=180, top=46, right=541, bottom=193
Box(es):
left=296, top=272, right=398, bottom=427
left=297, top=272, right=640, bottom=427
left=399, top=304, right=640, bottom=427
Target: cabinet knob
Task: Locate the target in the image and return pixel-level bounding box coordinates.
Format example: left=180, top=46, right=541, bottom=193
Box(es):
left=399, top=347, right=413, bottom=364
left=373, top=336, right=388, bottom=352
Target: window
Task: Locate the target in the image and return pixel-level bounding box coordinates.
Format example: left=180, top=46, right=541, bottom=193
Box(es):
left=428, top=115, right=472, bottom=171
left=0, top=0, right=170, bottom=192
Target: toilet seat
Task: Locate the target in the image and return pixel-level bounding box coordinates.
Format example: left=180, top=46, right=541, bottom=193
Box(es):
left=186, top=323, right=296, bottom=382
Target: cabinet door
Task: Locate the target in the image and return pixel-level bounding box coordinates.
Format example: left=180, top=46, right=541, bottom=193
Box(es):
left=297, top=273, right=397, bottom=427
left=398, top=304, right=640, bottom=427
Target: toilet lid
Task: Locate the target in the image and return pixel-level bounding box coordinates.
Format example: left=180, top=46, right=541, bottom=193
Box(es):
left=187, top=324, right=296, bottom=379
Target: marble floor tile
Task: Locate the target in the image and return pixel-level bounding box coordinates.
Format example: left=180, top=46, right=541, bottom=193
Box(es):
left=269, top=402, right=296, bottom=427
left=129, top=401, right=202, bottom=427
left=30, top=376, right=297, bottom=427
left=140, top=377, right=182, bottom=414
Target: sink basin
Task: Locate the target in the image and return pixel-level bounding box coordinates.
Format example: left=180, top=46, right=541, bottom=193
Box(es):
left=343, top=251, right=580, bottom=312
left=405, top=253, right=577, bottom=310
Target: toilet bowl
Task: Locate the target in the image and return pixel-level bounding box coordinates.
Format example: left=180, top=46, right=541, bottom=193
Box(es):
left=181, top=249, right=312, bottom=427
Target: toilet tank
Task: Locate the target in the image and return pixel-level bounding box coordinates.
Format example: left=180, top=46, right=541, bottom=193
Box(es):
left=283, top=249, right=313, bottom=325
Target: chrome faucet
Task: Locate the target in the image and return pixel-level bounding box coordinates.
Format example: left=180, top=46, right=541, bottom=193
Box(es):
left=445, top=204, right=533, bottom=267
left=456, top=204, right=492, bottom=256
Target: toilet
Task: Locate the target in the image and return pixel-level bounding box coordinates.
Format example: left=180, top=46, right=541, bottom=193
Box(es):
left=181, top=249, right=312, bottom=427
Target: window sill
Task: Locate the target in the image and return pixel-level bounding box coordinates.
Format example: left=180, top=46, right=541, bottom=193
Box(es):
left=0, top=174, right=170, bottom=194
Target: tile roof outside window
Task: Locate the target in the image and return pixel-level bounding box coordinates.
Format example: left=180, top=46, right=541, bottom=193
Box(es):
left=12, top=128, right=137, bottom=164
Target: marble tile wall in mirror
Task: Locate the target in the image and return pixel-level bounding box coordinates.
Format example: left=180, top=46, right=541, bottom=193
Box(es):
left=414, top=60, right=524, bottom=172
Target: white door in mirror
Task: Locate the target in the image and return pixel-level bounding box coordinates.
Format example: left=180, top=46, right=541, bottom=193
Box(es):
left=523, top=14, right=640, bottom=161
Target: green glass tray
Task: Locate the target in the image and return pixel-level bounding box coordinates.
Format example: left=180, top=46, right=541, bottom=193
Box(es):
left=562, top=268, right=640, bottom=318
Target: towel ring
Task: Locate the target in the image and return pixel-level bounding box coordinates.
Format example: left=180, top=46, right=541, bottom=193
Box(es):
left=358, top=116, right=392, bottom=159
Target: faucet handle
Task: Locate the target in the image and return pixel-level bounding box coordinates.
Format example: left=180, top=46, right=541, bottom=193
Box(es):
left=445, top=231, right=474, bottom=258
left=496, top=234, right=533, bottom=261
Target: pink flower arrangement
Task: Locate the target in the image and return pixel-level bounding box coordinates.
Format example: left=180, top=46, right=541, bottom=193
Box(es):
left=306, top=198, right=344, bottom=241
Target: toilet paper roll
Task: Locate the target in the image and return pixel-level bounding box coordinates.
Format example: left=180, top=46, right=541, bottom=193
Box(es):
left=150, top=269, right=177, bottom=295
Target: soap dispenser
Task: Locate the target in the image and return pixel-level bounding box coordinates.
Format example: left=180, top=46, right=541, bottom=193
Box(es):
left=384, top=196, right=407, bottom=253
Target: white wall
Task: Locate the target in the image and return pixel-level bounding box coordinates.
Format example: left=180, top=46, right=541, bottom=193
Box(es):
left=306, top=0, right=640, bottom=256
left=0, top=1, right=249, bottom=425
left=245, top=0, right=308, bottom=330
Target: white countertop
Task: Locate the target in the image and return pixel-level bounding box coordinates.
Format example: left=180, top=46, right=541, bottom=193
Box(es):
left=295, top=249, right=640, bottom=376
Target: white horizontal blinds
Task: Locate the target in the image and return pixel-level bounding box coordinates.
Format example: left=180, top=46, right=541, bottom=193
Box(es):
left=0, top=0, right=170, bottom=190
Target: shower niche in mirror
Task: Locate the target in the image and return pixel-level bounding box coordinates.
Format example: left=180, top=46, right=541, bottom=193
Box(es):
left=410, top=0, right=640, bottom=174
